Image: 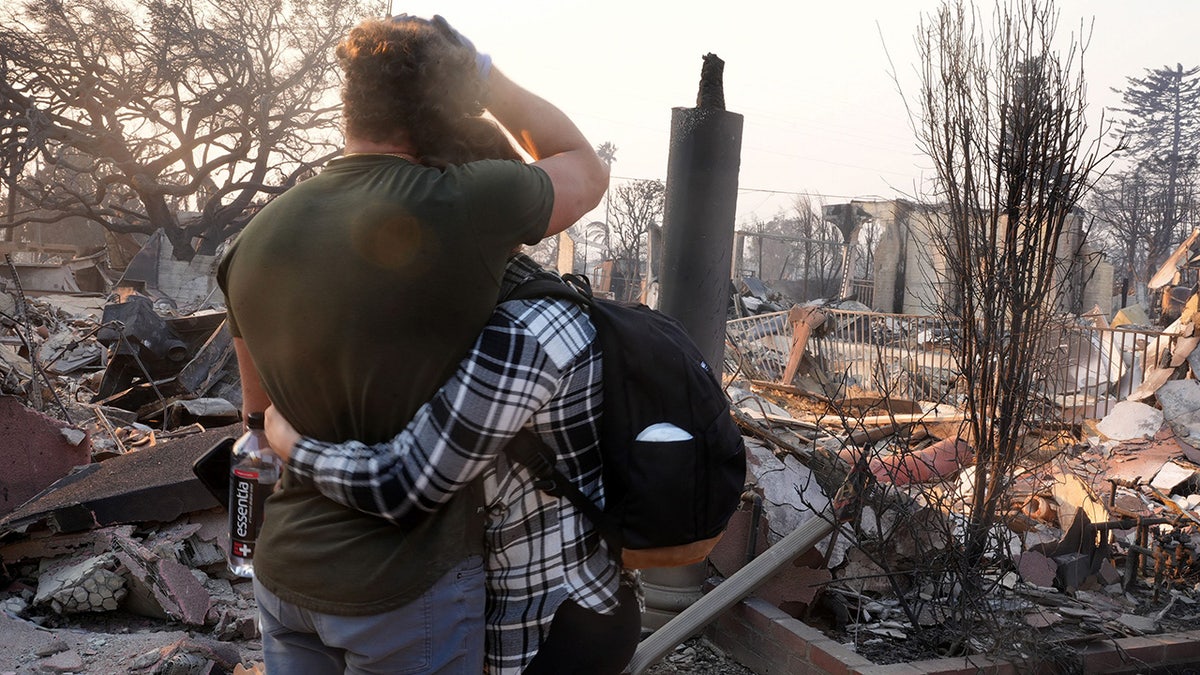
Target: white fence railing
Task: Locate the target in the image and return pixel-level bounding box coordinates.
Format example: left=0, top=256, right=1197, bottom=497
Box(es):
left=726, top=308, right=1173, bottom=423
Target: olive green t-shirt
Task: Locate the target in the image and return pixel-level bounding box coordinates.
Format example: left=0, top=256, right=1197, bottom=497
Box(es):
left=217, top=155, right=551, bottom=614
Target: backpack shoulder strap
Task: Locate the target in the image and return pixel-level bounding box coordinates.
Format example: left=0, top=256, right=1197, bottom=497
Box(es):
left=505, top=430, right=624, bottom=560
left=500, top=273, right=623, bottom=556
left=502, top=271, right=594, bottom=307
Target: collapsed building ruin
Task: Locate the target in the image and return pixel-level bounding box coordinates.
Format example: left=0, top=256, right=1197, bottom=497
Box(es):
left=3, top=220, right=1200, bottom=673
left=709, top=223, right=1200, bottom=672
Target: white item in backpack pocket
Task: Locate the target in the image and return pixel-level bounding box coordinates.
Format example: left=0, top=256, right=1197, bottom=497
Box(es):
left=635, top=423, right=693, bottom=442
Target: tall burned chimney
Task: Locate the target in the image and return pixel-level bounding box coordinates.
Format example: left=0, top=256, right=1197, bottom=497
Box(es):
left=643, top=54, right=744, bottom=633
left=658, top=54, right=744, bottom=369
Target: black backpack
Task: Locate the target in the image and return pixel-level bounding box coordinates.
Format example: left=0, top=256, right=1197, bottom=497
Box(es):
left=503, top=272, right=746, bottom=568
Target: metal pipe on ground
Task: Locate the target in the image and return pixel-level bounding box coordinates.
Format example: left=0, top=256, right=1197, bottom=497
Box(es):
left=625, top=512, right=837, bottom=674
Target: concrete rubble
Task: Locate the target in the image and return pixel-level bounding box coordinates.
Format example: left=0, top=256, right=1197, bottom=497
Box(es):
left=33, top=553, right=127, bottom=614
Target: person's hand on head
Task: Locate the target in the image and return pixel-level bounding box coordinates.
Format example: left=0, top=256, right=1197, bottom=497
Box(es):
left=431, top=14, right=492, bottom=79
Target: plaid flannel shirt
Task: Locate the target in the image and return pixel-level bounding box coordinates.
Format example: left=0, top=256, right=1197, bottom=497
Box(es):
left=286, top=254, right=623, bottom=674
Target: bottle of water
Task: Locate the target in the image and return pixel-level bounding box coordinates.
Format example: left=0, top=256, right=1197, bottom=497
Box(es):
left=227, top=412, right=280, bottom=578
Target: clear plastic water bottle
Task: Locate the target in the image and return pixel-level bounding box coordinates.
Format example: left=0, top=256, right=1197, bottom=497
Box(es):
left=227, top=412, right=280, bottom=578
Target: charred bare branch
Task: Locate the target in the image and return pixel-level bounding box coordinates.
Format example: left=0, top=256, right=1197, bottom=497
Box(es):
left=0, top=0, right=380, bottom=259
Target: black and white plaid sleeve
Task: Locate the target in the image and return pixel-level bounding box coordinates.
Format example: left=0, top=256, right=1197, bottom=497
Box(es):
left=286, top=299, right=590, bottom=526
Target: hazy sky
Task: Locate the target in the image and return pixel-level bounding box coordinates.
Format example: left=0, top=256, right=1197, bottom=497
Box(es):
left=391, top=1, right=1198, bottom=224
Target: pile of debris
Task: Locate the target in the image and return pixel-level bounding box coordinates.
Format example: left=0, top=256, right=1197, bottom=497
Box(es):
left=717, top=287, right=1200, bottom=667
left=0, top=411, right=260, bottom=673
left=9, top=227, right=1200, bottom=672
left=0, top=237, right=262, bottom=673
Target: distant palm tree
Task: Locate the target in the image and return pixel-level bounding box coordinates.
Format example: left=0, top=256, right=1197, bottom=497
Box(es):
left=596, top=142, right=618, bottom=167
left=596, top=142, right=618, bottom=254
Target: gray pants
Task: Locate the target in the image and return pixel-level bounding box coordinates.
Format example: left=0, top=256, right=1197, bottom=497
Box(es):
left=255, top=555, right=486, bottom=675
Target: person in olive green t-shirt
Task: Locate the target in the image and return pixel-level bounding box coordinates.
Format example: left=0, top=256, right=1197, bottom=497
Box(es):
left=217, top=15, right=607, bottom=675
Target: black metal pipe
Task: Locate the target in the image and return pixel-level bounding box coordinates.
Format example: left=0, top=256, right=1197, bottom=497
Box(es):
left=658, top=53, right=744, bottom=368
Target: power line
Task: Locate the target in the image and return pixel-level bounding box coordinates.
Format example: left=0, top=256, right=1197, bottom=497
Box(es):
left=609, top=174, right=889, bottom=202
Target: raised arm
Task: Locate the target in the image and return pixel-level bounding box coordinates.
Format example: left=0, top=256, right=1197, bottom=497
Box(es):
left=485, top=68, right=608, bottom=237
left=427, top=15, right=607, bottom=237
left=265, top=306, right=574, bottom=525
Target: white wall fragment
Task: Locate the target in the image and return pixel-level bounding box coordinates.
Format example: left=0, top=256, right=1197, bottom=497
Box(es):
left=1096, top=401, right=1164, bottom=440
left=1157, top=380, right=1200, bottom=447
